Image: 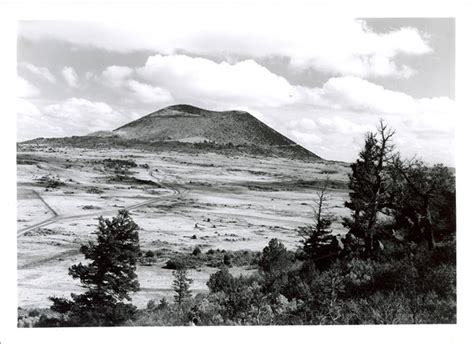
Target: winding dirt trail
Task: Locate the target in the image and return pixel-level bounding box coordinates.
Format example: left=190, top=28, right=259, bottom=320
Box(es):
left=17, top=170, right=183, bottom=238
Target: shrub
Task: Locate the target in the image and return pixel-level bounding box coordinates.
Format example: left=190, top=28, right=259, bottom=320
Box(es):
left=101, top=158, right=137, bottom=169
left=140, top=250, right=157, bottom=266
left=146, top=300, right=157, bottom=310
left=145, top=250, right=155, bottom=258
left=223, top=253, right=232, bottom=266
left=28, top=309, right=40, bottom=317
left=164, top=259, right=185, bottom=270
left=37, top=175, right=66, bottom=189
left=207, top=267, right=235, bottom=293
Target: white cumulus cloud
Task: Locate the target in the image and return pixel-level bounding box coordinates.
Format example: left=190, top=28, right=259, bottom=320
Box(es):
left=137, top=55, right=297, bottom=108
left=62, top=66, right=79, bottom=88
left=20, top=62, right=56, bottom=84
left=99, top=65, right=174, bottom=105
left=125, top=80, right=173, bottom=104
left=43, top=98, right=122, bottom=132
left=17, top=76, right=39, bottom=98
left=315, top=76, right=418, bottom=115
left=101, top=65, right=134, bottom=87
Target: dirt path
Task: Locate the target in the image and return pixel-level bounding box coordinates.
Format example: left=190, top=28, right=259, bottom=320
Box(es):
left=26, top=189, right=59, bottom=216
left=17, top=170, right=183, bottom=238
left=18, top=248, right=80, bottom=270
left=190, top=208, right=310, bottom=226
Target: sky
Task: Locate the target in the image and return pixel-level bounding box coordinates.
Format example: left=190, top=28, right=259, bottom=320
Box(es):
left=16, top=17, right=455, bottom=165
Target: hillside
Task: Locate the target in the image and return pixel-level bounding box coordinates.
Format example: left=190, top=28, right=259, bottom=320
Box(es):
left=21, top=104, right=321, bottom=160
left=115, top=105, right=310, bottom=146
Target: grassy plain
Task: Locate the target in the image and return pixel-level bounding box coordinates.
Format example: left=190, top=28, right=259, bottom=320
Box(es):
left=17, top=144, right=350, bottom=308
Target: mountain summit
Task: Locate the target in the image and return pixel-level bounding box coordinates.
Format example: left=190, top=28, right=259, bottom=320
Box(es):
left=115, top=104, right=293, bottom=145
left=22, top=104, right=321, bottom=160
left=113, top=104, right=320, bottom=159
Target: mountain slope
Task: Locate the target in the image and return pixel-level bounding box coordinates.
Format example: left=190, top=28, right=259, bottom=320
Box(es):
left=114, top=104, right=306, bottom=147
left=21, top=104, right=321, bottom=160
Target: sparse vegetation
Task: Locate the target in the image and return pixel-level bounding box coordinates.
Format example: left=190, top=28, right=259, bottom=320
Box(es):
left=21, top=136, right=320, bottom=161
left=107, top=175, right=160, bottom=187
left=85, top=186, right=104, bottom=194
left=36, top=175, right=66, bottom=189
left=18, top=119, right=455, bottom=327
left=139, top=250, right=158, bottom=266
left=101, top=158, right=137, bottom=169
left=161, top=249, right=259, bottom=270
left=130, top=232, right=455, bottom=326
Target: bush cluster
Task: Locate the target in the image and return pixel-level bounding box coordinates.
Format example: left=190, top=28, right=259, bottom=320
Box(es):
left=101, top=158, right=137, bottom=169
left=161, top=248, right=260, bottom=270
left=19, top=121, right=456, bottom=327
left=130, top=237, right=456, bottom=326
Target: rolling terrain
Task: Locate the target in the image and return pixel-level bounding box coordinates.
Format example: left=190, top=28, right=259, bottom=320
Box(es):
left=17, top=105, right=349, bottom=309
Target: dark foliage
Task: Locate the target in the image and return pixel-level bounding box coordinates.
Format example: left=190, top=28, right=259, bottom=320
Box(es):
left=172, top=269, right=193, bottom=307
left=36, top=175, right=66, bottom=189
left=46, top=210, right=141, bottom=326
left=101, top=158, right=137, bottom=169
left=27, top=120, right=455, bottom=327
left=344, top=121, right=396, bottom=253
left=390, top=158, right=456, bottom=249
left=162, top=249, right=259, bottom=270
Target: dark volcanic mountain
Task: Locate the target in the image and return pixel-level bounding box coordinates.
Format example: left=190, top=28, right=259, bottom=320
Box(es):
left=22, top=104, right=321, bottom=160
left=116, top=105, right=294, bottom=145
left=113, top=104, right=320, bottom=159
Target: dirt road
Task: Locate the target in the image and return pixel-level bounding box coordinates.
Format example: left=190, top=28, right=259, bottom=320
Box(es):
left=17, top=170, right=183, bottom=237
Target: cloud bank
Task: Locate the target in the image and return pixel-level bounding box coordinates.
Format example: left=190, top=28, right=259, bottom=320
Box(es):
left=19, top=17, right=431, bottom=78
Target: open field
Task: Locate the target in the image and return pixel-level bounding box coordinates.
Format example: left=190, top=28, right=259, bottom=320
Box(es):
left=17, top=144, right=350, bottom=308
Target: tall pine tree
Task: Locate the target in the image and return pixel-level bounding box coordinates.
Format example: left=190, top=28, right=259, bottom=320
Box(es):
left=50, top=210, right=141, bottom=326
left=300, top=175, right=333, bottom=263
left=344, top=120, right=395, bottom=253
left=172, top=269, right=193, bottom=307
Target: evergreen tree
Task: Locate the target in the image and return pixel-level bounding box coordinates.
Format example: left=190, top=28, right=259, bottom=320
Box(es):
left=391, top=157, right=455, bottom=249
left=172, top=269, right=193, bottom=307
left=259, top=239, right=293, bottom=276
left=344, top=120, right=395, bottom=253
left=207, top=266, right=235, bottom=293
left=259, top=239, right=293, bottom=295
left=50, top=210, right=141, bottom=326
left=300, top=175, right=334, bottom=262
